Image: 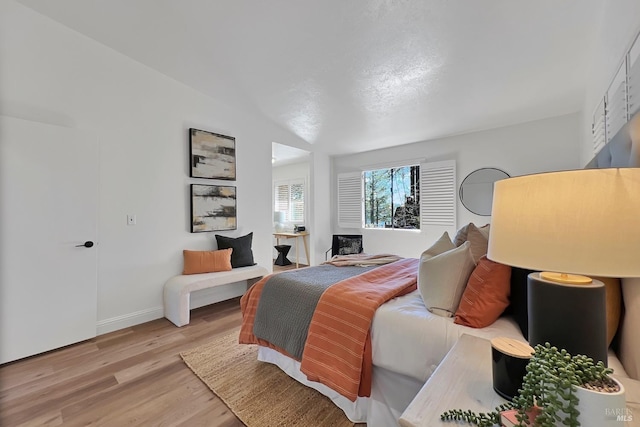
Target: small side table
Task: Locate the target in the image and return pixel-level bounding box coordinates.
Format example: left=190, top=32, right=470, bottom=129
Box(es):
left=400, top=334, right=638, bottom=427
left=274, top=245, right=292, bottom=266
left=399, top=334, right=507, bottom=427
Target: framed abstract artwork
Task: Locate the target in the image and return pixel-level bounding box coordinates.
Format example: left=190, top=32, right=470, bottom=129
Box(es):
left=189, top=128, right=236, bottom=180
left=190, top=184, right=237, bottom=232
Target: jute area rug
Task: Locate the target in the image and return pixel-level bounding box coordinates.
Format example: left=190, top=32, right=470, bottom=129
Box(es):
left=180, top=330, right=363, bottom=427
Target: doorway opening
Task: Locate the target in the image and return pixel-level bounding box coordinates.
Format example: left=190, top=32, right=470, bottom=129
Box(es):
left=272, top=142, right=311, bottom=268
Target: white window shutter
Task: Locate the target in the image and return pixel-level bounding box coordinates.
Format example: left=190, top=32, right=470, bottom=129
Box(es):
left=274, top=179, right=306, bottom=224
left=290, top=181, right=305, bottom=223
left=628, top=33, right=640, bottom=117
left=420, top=160, right=456, bottom=227
left=337, top=172, right=363, bottom=228
left=606, top=61, right=628, bottom=143
left=274, top=183, right=290, bottom=220
left=592, top=97, right=606, bottom=155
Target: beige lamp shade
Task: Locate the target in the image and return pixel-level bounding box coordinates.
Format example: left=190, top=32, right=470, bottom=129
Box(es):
left=487, top=168, right=640, bottom=278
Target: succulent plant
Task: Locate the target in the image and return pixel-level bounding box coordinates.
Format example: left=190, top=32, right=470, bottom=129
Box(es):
left=440, top=342, right=617, bottom=426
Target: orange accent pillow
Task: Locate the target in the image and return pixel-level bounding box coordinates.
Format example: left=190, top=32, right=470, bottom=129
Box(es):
left=454, top=255, right=511, bottom=328
left=183, top=249, right=233, bottom=275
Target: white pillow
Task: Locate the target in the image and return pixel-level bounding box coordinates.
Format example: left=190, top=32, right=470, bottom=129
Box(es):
left=418, top=241, right=476, bottom=317
left=420, top=231, right=455, bottom=260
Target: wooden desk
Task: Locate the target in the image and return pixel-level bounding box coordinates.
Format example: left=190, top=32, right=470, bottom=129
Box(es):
left=399, top=334, right=506, bottom=427
left=273, top=231, right=309, bottom=268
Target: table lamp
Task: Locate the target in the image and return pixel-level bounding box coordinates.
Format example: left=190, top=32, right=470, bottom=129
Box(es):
left=487, top=168, right=640, bottom=365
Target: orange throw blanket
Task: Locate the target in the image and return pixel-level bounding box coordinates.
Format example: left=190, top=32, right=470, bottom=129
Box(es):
left=239, top=257, right=419, bottom=401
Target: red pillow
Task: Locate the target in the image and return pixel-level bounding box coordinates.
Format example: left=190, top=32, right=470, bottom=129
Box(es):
left=454, top=255, right=511, bottom=328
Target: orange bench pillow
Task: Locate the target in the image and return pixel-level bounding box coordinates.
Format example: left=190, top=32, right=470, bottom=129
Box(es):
left=183, top=248, right=233, bottom=275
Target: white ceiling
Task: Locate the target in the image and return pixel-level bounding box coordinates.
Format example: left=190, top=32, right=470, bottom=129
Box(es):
left=19, top=0, right=603, bottom=157
left=272, top=142, right=310, bottom=167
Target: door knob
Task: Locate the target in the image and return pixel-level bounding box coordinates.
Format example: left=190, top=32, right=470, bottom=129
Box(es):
left=75, top=241, right=94, bottom=248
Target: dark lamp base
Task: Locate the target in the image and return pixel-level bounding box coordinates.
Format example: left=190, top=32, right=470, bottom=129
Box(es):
left=528, top=272, right=607, bottom=365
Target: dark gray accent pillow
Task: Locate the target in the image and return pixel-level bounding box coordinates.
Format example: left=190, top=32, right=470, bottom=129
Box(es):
left=215, top=232, right=256, bottom=268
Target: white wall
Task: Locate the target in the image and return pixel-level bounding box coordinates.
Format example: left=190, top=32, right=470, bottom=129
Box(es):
left=0, top=2, right=309, bottom=333
left=272, top=161, right=311, bottom=265
left=581, top=1, right=640, bottom=166
left=332, top=114, right=582, bottom=259
left=309, top=152, right=332, bottom=266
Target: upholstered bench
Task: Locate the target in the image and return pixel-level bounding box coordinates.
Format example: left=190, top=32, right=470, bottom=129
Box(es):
left=164, top=265, right=269, bottom=327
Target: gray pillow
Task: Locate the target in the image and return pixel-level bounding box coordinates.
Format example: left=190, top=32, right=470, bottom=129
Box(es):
left=453, top=223, right=489, bottom=247
left=466, top=224, right=489, bottom=264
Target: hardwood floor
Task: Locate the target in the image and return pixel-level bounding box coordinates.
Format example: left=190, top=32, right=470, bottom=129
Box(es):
left=0, top=298, right=247, bottom=427
left=272, top=262, right=308, bottom=273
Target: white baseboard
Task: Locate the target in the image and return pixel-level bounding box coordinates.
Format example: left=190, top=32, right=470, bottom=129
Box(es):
left=97, top=306, right=164, bottom=335
left=96, top=281, right=248, bottom=335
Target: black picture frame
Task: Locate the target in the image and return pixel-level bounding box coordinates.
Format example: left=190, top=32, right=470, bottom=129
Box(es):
left=189, top=128, right=236, bottom=180
left=190, top=184, right=237, bottom=233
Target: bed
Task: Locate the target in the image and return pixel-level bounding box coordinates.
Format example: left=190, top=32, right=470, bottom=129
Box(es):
left=240, top=113, right=640, bottom=426
left=240, top=262, right=637, bottom=426
left=239, top=252, right=528, bottom=426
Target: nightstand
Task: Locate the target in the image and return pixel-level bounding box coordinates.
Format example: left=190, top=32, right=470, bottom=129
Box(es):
left=399, top=334, right=506, bottom=427
left=399, top=334, right=638, bottom=427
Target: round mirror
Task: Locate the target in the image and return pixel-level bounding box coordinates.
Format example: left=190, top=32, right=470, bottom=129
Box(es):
left=459, top=168, right=510, bottom=216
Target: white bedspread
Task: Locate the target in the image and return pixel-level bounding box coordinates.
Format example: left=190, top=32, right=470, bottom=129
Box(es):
left=371, top=289, right=526, bottom=382
left=257, top=288, right=629, bottom=427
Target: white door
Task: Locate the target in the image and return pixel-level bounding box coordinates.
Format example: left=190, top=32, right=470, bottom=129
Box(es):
left=0, top=116, right=98, bottom=364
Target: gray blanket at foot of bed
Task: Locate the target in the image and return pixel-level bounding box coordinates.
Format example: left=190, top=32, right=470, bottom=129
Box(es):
left=252, top=264, right=373, bottom=359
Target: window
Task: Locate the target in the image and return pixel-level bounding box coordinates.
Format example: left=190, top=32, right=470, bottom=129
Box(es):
left=363, top=165, right=420, bottom=229
left=274, top=179, right=305, bottom=225
left=337, top=160, right=456, bottom=229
